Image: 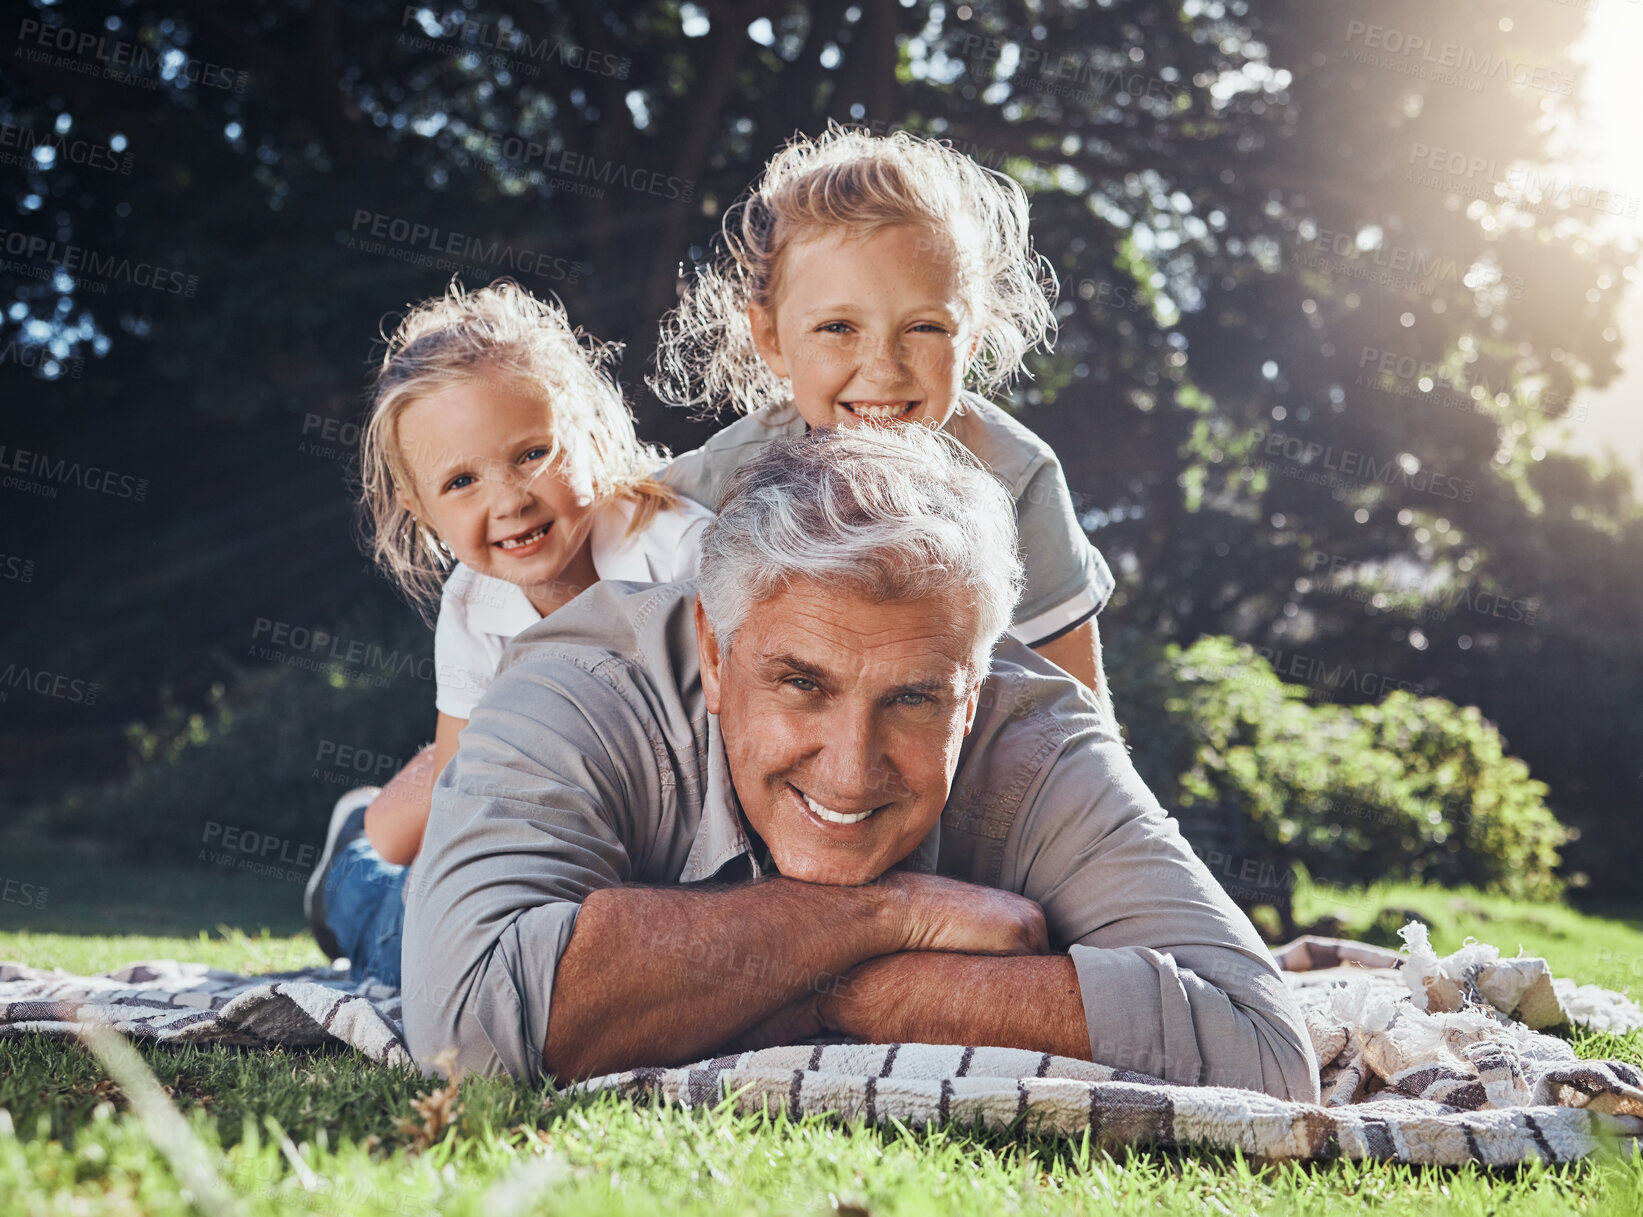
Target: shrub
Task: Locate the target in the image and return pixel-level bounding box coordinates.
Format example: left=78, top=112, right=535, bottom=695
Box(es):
left=1109, top=632, right=1568, bottom=901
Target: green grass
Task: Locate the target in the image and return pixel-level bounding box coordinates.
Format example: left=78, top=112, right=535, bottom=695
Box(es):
left=3, top=874, right=1643, bottom=1215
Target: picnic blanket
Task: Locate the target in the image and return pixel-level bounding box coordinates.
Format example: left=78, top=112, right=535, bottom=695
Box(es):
left=4, top=924, right=1642, bottom=1165
left=0, top=960, right=410, bottom=1065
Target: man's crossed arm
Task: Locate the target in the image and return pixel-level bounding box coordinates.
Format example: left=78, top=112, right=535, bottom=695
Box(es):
left=542, top=864, right=1318, bottom=1102
left=542, top=872, right=1081, bottom=1080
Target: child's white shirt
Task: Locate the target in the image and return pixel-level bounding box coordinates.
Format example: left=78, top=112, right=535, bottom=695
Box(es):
left=432, top=495, right=713, bottom=719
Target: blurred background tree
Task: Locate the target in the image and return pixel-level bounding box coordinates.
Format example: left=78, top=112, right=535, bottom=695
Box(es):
left=1, top=1, right=1637, bottom=899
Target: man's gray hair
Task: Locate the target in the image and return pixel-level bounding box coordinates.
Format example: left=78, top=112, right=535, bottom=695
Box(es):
left=697, top=424, right=1025, bottom=668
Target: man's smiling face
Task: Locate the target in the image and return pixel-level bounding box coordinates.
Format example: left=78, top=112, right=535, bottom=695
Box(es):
left=695, top=579, right=984, bottom=887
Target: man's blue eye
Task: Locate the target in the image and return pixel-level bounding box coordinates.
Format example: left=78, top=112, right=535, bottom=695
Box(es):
left=895, top=692, right=930, bottom=706
left=786, top=677, right=818, bottom=692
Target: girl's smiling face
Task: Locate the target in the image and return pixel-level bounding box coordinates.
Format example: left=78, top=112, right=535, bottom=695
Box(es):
left=748, top=223, right=980, bottom=431
left=395, top=375, right=599, bottom=615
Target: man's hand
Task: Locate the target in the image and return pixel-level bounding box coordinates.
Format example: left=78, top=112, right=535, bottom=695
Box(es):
left=709, top=876, right=1048, bottom=1057
left=879, top=872, right=1049, bottom=957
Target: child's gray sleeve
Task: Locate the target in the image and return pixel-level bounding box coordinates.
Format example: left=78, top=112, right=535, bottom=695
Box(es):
left=659, top=403, right=808, bottom=512
left=658, top=444, right=721, bottom=511
left=1009, top=457, right=1117, bottom=647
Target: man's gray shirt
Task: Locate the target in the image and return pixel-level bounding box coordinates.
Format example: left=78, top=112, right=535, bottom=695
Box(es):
left=401, top=581, right=1319, bottom=1101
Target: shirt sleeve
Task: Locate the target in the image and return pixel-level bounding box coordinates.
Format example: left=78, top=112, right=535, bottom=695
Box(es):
left=1002, top=719, right=1319, bottom=1102
left=666, top=501, right=713, bottom=582
left=659, top=404, right=799, bottom=513
left=432, top=593, right=499, bottom=720
left=658, top=441, right=725, bottom=512
left=1010, top=457, right=1118, bottom=648
left=400, top=655, right=661, bottom=1083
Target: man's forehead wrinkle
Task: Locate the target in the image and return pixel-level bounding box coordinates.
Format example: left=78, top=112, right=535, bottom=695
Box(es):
left=761, top=595, right=974, bottom=655
left=733, top=584, right=983, bottom=697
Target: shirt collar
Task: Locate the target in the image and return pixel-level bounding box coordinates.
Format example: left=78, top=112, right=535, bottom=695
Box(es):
left=897, top=817, right=942, bottom=875
left=680, top=711, right=759, bottom=883
left=584, top=496, right=657, bottom=583
left=678, top=710, right=943, bottom=882
left=452, top=564, right=542, bottom=638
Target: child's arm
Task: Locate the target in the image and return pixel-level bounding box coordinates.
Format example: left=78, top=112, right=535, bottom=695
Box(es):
left=362, top=713, right=465, bottom=865
left=1032, top=618, right=1115, bottom=725
left=962, top=407, right=1115, bottom=720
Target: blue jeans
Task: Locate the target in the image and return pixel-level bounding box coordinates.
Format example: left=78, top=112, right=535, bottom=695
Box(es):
left=324, top=836, right=407, bottom=988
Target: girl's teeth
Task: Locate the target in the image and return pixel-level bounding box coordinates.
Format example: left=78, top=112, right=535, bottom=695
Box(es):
left=850, top=403, right=909, bottom=420
left=498, top=525, right=548, bottom=549
left=803, top=792, right=875, bottom=825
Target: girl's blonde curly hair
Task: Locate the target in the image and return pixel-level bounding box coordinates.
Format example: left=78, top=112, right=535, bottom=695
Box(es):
left=358, top=278, right=676, bottom=621
left=651, top=122, right=1058, bottom=419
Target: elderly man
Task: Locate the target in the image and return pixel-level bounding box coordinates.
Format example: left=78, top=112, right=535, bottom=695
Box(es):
left=395, top=424, right=1318, bottom=1099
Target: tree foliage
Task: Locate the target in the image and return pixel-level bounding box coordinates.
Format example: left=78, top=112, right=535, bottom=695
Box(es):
left=2, top=1, right=1637, bottom=894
